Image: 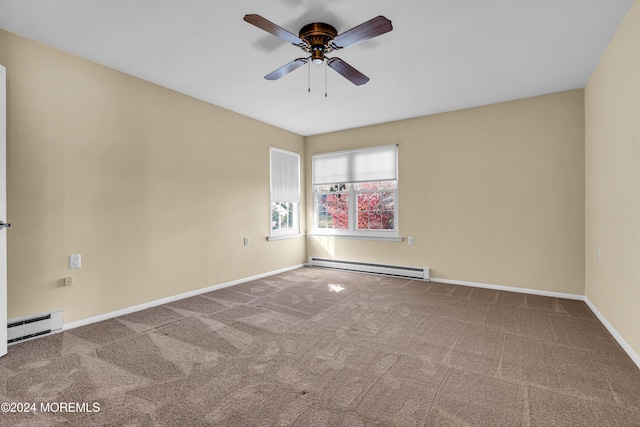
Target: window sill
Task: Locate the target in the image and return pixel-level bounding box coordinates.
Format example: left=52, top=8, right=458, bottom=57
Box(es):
left=308, top=233, right=403, bottom=242
left=267, top=233, right=305, bottom=241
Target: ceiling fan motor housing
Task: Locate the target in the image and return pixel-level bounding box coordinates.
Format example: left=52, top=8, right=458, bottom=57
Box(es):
left=299, top=22, right=338, bottom=63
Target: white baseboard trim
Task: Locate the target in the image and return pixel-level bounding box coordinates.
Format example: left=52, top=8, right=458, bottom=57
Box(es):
left=62, top=264, right=305, bottom=332
left=584, top=297, right=640, bottom=369
left=430, top=277, right=584, bottom=301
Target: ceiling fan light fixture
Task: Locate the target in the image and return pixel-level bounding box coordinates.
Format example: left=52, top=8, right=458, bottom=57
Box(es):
left=311, top=48, right=325, bottom=64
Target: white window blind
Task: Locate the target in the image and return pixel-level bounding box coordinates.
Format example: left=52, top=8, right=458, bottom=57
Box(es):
left=312, top=144, right=397, bottom=185
left=270, top=148, right=300, bottom=203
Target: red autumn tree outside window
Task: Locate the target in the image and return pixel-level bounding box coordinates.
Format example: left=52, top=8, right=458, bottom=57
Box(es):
left=316, top=181, right=396, bottom=232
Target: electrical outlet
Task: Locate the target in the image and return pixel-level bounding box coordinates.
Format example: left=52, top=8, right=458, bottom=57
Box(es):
left=244, top=237, right=249, bottom=246
left=408, top=236, right=415, bottom=246
left=69, top=254, right=81, bottom=269
left=64, top=277, right=73, bottom=286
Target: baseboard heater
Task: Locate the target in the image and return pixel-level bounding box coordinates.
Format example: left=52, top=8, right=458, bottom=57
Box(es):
left=7, top=310, right=63, bottom=345
left=308, top=257, right=430, bottom=280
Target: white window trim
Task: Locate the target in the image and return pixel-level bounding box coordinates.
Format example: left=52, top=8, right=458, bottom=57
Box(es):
left=307, top=233, right=403, bottom=242
left=311, top=188, right=399, bottom=238
left=270, top=147, right=300, bottom=238
left=312, top=144, right=399, bottom=238
left=267, top=233, right=305, bottom=241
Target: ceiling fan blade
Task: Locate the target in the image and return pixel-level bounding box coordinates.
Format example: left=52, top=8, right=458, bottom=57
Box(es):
left=327, top=58, right=370, bottom=86
left=265, top=58, right=309, bottom=80
left=331, top=16, right=392, bottom=49
left=244, top=14, right=305, bottom=46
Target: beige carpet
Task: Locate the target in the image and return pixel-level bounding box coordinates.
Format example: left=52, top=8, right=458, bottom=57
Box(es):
left=1, top=267, right=639, bottom=426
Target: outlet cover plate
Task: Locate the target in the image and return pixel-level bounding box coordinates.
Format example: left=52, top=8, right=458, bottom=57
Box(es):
left=69, top=254, right=81, bottom=269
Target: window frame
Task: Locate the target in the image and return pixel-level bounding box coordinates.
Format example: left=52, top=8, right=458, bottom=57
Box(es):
left=269, top=147, right=301, bottom=239
left=311, top=145, right=398, bottom=238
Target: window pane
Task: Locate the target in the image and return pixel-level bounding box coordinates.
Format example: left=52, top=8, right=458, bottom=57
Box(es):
left=370, top=211, right=382, bottom=229
left=316, top=183, right=350, bottom=192
left=370, top=192, right=380, bottom=210
left=357, top=193, right=369, bottom=210
left=354, top=180, right=396, bottom=191
left=271, top=203, right=282, bottom=230
left=382, top=211, right=394, bottom=230
left=286, top=203, right=293, bottom=228
left=381, top=192, right=394, bottom=210
left=272, top=202, right=297, bottom=232
left=330, top=194, right=349, bottom=229
left=355, top=187, right=395, bottom=231
left=317, top=193, right=349, bottom=229
left=357, top=211, right=368, bottom=229
left=316, top=195, right=329, bottom=228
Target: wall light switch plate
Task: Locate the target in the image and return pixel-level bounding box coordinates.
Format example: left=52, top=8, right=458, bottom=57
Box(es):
left=69, top=254, right=81, bottom=269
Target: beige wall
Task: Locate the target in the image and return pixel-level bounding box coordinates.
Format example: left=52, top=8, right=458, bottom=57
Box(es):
left=585, top=0, right=640, bottom=356
left=0, top=25, right=592, bottom=325
left=0, top=30, right=306, bottom=323
left=306, top=90, right=585, bottom=294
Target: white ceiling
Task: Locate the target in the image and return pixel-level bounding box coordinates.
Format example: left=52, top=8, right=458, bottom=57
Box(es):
left=0, top=0, right=634, bottom=136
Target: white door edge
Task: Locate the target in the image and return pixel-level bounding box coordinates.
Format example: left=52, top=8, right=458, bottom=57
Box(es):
left=0, top=64, right=8, bottom=357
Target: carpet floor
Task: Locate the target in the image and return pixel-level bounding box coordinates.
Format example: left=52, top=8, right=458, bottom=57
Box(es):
left=0, top=267, right=639, bottom=426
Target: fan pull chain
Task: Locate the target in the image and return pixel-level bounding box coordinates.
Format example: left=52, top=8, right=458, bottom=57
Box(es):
left=324, top=60, right=328, bottom=97
left=308, top=60, right=311, bottom=92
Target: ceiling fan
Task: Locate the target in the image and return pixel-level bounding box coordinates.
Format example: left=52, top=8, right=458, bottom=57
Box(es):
left=243, top=14, right=393, bottom=86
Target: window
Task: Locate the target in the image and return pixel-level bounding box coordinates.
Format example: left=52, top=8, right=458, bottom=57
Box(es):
left=270, top=148, right=300, bottom=238
left=312, top=145, right=398, bottom=238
